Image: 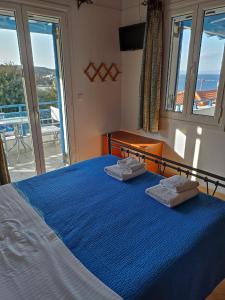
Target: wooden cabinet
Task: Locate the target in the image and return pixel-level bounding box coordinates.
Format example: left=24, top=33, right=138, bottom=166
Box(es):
left=102, top=131, right=164, bottom=173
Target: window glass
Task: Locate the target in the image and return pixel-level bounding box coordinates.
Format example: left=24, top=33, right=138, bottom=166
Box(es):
left=192, top=8, right=225, bottom=116
left=0, top=11, right=36, bottom=181
left=166, top=15, right=192, bottom=112
left=28, top=16, right=69, bottom=171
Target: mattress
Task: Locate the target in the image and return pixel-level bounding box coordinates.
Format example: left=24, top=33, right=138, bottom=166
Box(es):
left=15, top=155, right=225, bottom=300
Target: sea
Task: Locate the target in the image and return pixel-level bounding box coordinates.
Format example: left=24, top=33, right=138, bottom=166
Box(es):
left=178, top=74, right=220, bottom=92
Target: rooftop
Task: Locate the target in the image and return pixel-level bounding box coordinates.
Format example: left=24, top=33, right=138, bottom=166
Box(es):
left=176, top=89, right=217, bottom=106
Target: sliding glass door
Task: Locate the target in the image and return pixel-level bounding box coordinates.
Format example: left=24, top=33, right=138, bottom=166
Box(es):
left=0, top=8, right=37, bottom=181
left=0, top=3, right=70, bottom=181
left=27, top=15, right=68, bottom=172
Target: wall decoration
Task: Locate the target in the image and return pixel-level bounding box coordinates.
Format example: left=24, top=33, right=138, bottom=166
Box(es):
left=84, top=62, right=121, bottom=82
left=84, top=63, right=98, bottom=82
left=107, top=63, right=121, bottom=82
left=97, top=63, right=108, bottom=82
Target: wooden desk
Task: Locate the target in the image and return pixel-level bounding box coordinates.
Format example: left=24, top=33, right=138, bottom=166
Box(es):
left=102, top=131, right=164, bottom=173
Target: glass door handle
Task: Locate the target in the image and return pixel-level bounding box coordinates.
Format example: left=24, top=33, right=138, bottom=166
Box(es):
left=34, top=109, right=40, bottom=120
left=190, top=62, right=197, bottom=77
left=21, top=76, right=29, bottom=105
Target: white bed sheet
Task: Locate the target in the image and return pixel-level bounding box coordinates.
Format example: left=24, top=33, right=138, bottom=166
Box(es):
left=0, top=184, right=122, bottom=300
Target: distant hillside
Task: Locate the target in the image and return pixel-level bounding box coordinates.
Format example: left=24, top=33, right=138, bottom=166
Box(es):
left=0, top=64, right=55, bottom=77
left=34, top=67, right=55, bottom=87
left=34, top=66, right=55, bottom=77
left=0, top=63, right=57, bottom=105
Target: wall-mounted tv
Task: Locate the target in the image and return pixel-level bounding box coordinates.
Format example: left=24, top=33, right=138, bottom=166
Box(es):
left=119, top=22, right=146, bottom=51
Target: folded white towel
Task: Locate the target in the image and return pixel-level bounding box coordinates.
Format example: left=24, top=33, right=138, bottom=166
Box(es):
left=160, top=175, right=199, bottom=193
left=117, top=157, right=145, bottom=172
left=145, top=184, right=199, bottom=208
left=104, top=164, right=146, bottom=181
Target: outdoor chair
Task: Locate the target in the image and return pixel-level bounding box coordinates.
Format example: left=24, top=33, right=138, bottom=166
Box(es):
left=41, top=106, right=60, bottom=142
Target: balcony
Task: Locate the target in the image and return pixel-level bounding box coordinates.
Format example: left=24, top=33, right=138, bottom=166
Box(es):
left=0, top=100, right=66, bottom=182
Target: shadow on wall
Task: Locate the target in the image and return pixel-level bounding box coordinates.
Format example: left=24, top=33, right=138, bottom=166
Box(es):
left=134, top=117, right=203, bottom=175
left=127, top=116, right=224, bottom=179
left=163, top=125, right=225, bottom=196
left=124, top=120, right=225, bottom=195
left=163, top=125, right=203, bottom=171
left=173, top=126, right=202, bottom=167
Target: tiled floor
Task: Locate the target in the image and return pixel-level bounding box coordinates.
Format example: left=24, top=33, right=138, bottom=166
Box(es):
left=5, top=136, right=66, bottom=182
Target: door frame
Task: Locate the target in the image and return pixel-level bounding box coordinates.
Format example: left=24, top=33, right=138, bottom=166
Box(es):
left=0, top=1, right=44, bottom=174
left=0, top=0, right=76, bottom=174
left=21, top=4, right=76, bottom=172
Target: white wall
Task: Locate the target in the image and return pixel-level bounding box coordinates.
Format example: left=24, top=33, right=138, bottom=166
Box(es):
left=70, top=0, right=122, bottom=161
left=121, top=0, right=146, bottom=132
left=120, top=0, right=225, bottom=181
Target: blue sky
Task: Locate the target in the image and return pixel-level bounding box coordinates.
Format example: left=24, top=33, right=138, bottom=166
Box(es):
left=0, top=29, right=55, bottom=69
left=30, top=32, right=55, bottom=69
left=198, top=33, right=225, bottom=74
left=180, top=28, right=225, bottom=74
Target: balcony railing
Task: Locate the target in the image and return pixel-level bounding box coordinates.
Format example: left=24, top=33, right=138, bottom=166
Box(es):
left=0, top=100, right=58, bottom=134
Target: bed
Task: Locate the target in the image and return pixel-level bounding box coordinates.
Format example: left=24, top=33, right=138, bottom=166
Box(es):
left=3, top=154, right=223, bottom=300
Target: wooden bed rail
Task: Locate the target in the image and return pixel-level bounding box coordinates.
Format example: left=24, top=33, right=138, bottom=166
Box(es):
left=107, top=133, right=225, bottom=196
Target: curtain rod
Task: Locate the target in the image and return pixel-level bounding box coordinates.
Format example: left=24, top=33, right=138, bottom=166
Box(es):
left=141, top=0, right=148, bottom=5
left=77, top=0, right=93, bottom=9
left=141, top=0, right=162, bottom=7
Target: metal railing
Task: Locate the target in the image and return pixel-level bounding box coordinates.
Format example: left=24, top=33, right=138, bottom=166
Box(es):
left=0, top=100, right=58, bottom=131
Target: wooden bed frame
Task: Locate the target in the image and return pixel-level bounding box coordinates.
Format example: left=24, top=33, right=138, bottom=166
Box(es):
left=107, top=133, right=225, bottom=196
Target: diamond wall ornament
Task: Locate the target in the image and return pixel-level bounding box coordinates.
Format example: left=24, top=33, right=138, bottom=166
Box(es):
left=84, top=62, right=121, bottom=82
left=97, top=63, right=108, bottom=82
left=108, top=63, right=121, bottom=81
left=84, top=62, right=98, bottom=82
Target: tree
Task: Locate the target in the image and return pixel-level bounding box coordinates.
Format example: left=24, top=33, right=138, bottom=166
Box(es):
left=0, top=63, right=25, bottom=105
left=0, top=63, right=58, bottom=108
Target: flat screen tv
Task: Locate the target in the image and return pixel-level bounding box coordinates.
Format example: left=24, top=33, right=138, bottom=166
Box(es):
left=119, top=23, right=146, bottom=51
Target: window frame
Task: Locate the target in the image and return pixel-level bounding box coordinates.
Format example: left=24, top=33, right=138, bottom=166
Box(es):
left=166, top=13, right=195, bottom=113
left=162, top=0, right=225, bottom=130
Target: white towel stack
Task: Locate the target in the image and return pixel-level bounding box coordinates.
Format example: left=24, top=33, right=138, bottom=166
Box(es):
left=104, top=157, right=146, bottom=181
left=145, top=175, right=199, bottom=208
left=160, top=175, right=199, bottom=193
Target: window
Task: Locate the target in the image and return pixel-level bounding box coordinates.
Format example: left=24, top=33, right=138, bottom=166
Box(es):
left=192, top=8, right=225, bottom=116
left=165, top=4, right=225, bottom=123
left=166, top=15, right=193, bottom=112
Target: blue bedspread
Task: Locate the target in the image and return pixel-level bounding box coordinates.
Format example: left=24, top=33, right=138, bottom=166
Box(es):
left=15, top=155, right=225, bottom=300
